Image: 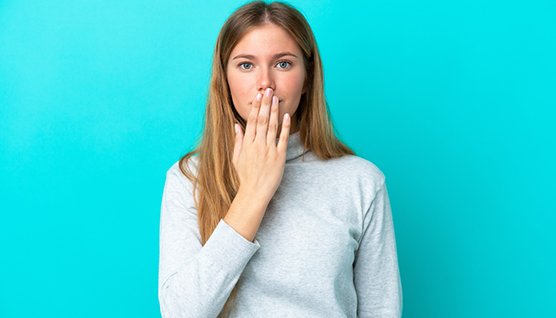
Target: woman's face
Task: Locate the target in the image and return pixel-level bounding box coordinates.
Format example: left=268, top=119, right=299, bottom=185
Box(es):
left=226, top=23, right=306, bottom=134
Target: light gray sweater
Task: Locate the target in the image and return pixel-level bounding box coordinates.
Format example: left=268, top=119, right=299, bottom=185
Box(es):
left=158, top=131, right=403, bottom=317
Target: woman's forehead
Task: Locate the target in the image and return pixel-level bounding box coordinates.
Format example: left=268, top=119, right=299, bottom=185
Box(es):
left=231, top=24, right=301, bottom=57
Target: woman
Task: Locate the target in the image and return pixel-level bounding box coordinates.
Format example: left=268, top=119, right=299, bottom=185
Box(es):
left=158, top=1, right=403, bottom=317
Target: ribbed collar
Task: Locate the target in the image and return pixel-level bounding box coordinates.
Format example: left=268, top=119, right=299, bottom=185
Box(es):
left=283, top=130, right=309, bottom=162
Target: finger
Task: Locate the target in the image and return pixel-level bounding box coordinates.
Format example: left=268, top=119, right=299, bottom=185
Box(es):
left=244, top=93, right=262, bottom=143
left=266, top=96, right=279, bottom=146
left=255, top=88, right=273, bottom=143
left=277, top=113, right=291, bottom=154
left=232, top=123, right=243, bottom=165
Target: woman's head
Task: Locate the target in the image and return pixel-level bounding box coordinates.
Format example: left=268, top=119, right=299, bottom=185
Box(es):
left=209, top=0, right=318, bottom=137
left=226, top=22, right=306, bottom=134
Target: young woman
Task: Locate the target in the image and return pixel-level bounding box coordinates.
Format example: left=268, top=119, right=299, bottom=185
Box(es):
left=158, top=1, right=403, bottom=317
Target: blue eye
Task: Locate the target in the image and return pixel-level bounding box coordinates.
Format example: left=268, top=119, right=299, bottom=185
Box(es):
left=239, top=62, right=253, bottom=70
left=276, top=60, right=292, bottom=69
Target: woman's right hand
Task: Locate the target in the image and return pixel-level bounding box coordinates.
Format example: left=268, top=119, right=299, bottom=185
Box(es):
left=232, top=87, right=291, bottom=204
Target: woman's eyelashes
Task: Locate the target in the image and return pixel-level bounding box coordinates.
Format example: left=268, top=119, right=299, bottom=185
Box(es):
left=238, top=60, right=293, bottom=71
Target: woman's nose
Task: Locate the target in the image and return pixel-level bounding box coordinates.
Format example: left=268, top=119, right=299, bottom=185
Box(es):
left=257, top=69, right=275, bottom=92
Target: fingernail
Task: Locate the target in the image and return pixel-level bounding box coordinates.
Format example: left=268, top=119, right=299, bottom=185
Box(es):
left=265, top=88, right=272, bottom=96
left=272, top=96, right=278, bottom=104
left=256, top=93, right=262, bottom=101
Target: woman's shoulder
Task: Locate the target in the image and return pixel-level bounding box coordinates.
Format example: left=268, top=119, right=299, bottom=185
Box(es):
left=165, top=155, right=200, bottom=188
left=329, top=154, right=386, bottom=186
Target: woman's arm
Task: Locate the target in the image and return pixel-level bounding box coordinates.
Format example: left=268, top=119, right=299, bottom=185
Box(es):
left=159, top=89, right=290, bottom=317
left=158, top=163, right=261, bottom=318
left=353, top=178, right=403, bottom=318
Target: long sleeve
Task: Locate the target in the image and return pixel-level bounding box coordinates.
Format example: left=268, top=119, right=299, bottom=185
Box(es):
left=158, top=162, right=261, bottom=318
left=353, top=178, right=403, bottom=318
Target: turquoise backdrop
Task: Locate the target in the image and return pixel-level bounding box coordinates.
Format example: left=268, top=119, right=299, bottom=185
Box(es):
left=1, top=0, right=554, bottom=317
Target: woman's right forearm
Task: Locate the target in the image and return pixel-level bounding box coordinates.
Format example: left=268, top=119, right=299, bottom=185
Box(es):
left=223, top=187, right=270, bottom=242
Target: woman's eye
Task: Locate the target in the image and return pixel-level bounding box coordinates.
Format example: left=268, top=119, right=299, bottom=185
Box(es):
left=239, top=62, right=252, bottom=70
left=276, top=60, right=292, bottom=69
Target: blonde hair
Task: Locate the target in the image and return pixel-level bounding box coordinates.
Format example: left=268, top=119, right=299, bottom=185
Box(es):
left=178, top=1, right=355, bottom=316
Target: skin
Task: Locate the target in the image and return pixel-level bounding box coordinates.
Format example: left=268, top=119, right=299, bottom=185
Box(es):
left=223, top=23, right=307, bottom=242
left=225, top=88, right=291, bottom=242
left=226, top=22, right=307, bottom=136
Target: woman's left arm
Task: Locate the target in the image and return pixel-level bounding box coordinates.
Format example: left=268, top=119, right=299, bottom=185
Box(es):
left=353, top=178, right=403, bottom=318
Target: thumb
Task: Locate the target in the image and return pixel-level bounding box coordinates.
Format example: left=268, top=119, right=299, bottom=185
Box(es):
left=232, top=123, right=243, bottom=165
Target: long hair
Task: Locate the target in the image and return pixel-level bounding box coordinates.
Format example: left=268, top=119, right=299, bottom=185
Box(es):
left=178, top=1, right=355, bottom=316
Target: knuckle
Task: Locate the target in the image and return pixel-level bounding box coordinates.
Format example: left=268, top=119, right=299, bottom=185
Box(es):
left=257, top=115, right=268, bottom=125
left=248, top=112, right=258, bottom=122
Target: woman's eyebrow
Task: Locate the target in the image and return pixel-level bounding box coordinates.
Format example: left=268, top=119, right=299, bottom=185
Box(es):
left=232, top=52, right=298, bottom=60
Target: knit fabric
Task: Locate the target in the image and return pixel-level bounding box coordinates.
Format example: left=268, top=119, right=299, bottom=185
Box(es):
left=158, top=131, right=403, bottom=317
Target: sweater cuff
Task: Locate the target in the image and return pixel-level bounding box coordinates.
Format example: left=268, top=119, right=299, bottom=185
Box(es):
left=200, top=218, right=261, bottom=270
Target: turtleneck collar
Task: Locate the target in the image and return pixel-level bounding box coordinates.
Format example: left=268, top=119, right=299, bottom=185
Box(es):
left=283, top=130, right=309, bottom=162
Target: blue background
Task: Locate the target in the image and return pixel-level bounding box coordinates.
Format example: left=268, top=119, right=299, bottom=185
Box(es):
left=1, top=0, right=554, bottom=317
